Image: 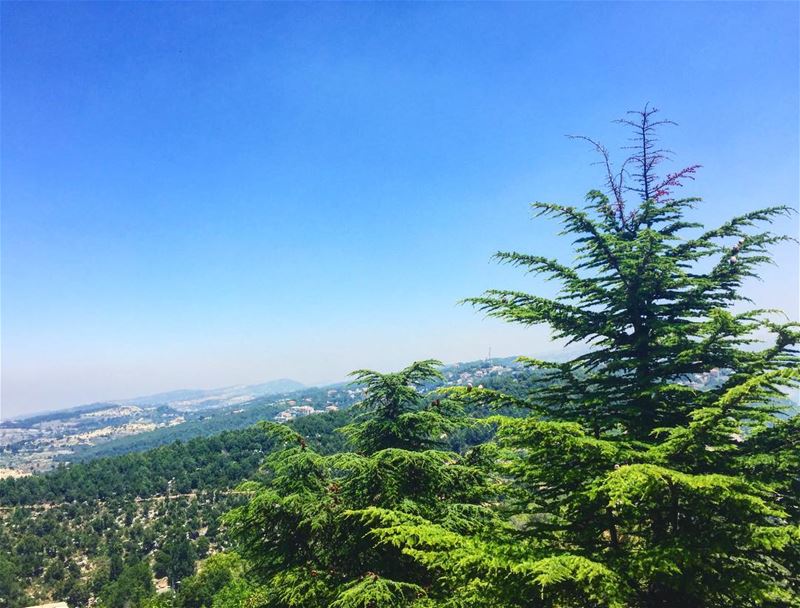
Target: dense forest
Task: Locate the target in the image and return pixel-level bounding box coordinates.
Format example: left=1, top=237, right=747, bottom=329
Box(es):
left=0, top=410, right=364, bottom=606
left=1, top=110, right=797, bottom=607
left=0, top=425, right=282, bottom=506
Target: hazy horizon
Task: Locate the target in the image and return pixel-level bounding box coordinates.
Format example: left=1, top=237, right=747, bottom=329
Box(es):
left=2, top=2, right=798, bottom=419
left=0, top=347, right=573, bottom=422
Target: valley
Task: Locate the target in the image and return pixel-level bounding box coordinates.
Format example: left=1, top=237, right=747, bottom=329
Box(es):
left=0, top=359, right=524, bottom=476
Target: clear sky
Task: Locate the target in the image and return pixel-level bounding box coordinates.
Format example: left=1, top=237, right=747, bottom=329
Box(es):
left=2, top=2, right=798, bottom=418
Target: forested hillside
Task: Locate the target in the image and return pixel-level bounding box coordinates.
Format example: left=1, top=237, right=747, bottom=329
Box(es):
left=0, top=410, right=361, bottom=606
left=0, top=366, right=532, bottom=606
left=1, top=111, right=797, bottom=608
left=0, top=426, right=280, bottom=506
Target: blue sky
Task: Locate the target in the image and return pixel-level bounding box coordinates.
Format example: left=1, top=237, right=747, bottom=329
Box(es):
left=2, top=2, right=798, bottom=418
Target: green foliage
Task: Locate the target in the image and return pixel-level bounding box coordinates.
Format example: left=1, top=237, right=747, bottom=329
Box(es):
left=0, top=425, right=279, bottom=506
left=225, top=366, right=495, bottom=607
left=175, top=553, right=244, bottom=608
left=225, top=109, right=799, bottom=608
left=464, top=124, right=795, bottom=441
left=435, top=109, right=800, bottom=605
left=341, top=360, right=455, bottom=453
left=0, top=490, right=237, bottom=607
left=0, top=554, right=29, bottom=608
left=329, top=576, right=424, bottom=608
left=211, top=577, right=269, bottom=608
left=154, top=535, right=197, bottom=588
left=99, top=561, right=156, bottom=608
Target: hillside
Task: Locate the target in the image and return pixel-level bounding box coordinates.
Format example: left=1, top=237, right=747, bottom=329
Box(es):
left=0, top=358, right=527, bottom=474
left=118, top=378, right=306, bottom=408
left=0, top=358, right=535, bottom=606
left=0, top=408, right=357, bottom=606
left=1, top=353, right=792, bottom=608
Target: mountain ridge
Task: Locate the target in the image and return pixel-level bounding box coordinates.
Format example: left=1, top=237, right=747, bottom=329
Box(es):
left=1, top=378, right=307, bottom=425
left=118, top=377, right=306, bottom=408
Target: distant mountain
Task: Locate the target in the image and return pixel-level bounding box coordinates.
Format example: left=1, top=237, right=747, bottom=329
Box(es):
left=120, top=378, right=306, bottom=409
